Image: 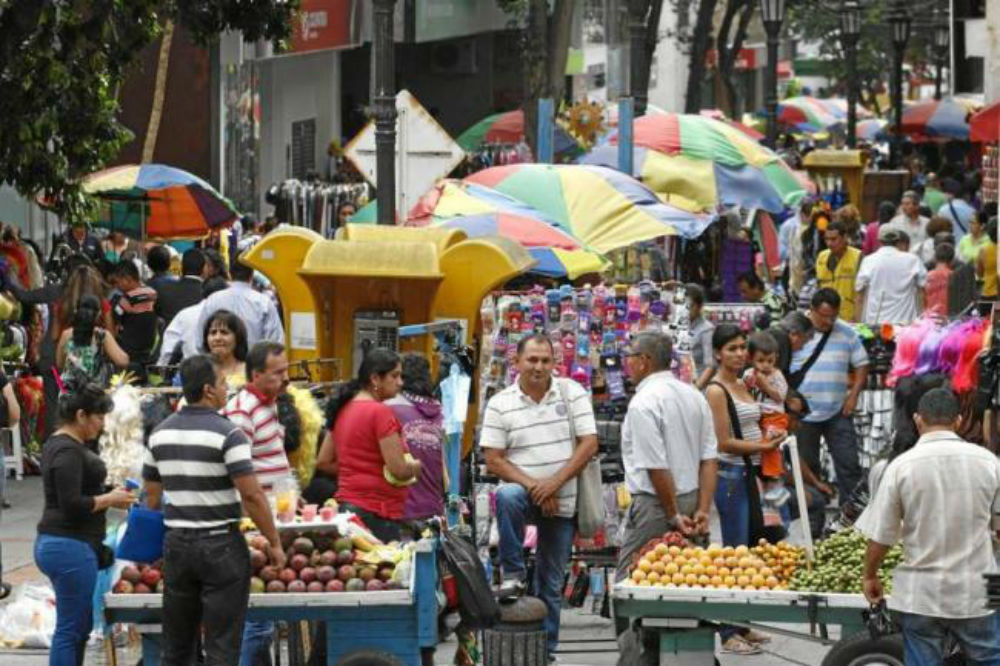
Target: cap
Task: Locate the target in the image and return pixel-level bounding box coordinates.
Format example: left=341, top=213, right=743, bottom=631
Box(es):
left=879, top=226, right=908, bottom=245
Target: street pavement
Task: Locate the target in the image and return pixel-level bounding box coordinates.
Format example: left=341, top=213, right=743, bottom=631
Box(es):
left=0, top=476, right=833, bottom=665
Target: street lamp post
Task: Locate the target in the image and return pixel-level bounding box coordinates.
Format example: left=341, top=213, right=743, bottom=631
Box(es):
left=840, top=0, right=861, bottom=149
left=372, top=0, right=397, bottom=225
left=628, top=0, right=649, bottom=116
left=888, top=0, right=910, bottom=169
left=933, top=12, right=950, bottom=101
left=759, top=0, right=786, bottom=149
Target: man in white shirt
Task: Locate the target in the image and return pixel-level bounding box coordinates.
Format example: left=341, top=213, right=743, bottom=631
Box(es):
left=884, top=191, right=929, bottom=252
left=481, top=334, right=598, bottom=659
left=856, top=388, right=1000, bottom=665
left=617, top=332, right=717, bottom=578
left=855, top=227, right=927, bottom=325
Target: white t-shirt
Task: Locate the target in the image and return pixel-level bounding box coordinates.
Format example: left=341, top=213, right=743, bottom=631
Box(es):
left=855, top=246, right=927, bottom=325
left=885, top=214, right=930, bottom=253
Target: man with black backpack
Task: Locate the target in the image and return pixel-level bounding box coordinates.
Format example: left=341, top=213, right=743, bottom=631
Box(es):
left=790, top=288, right=869, bottom=502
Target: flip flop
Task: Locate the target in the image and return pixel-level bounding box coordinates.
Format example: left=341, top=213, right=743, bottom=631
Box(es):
left=721, top=636, right=761, bottom=655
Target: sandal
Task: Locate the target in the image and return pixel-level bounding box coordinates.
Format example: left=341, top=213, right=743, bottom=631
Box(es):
left=721, top=636, right=761, bottom=655
left=743, top=629, right=772, bottom=645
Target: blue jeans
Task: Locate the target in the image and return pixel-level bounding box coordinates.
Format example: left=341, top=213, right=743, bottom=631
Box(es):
left=714, top=462, right=751, bottom=643
left=898, top=612, right=1000, bottom=666
left=797, top=413, right=862, bottom=501
left=34, top=534, right=97, bottom=666
left=495, top=483, right=575, bottom=655
left=240, top=620, right=274, bottom=666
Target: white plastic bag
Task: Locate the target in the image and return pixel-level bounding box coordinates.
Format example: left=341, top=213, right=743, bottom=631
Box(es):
left=0, top=582, right=56, bottom=649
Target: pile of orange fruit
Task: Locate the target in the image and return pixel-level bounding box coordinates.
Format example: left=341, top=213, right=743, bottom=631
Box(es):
left=627, top=541, right=803, bottom=590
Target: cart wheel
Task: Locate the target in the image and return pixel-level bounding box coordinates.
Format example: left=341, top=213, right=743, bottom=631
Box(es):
left=334, top=649, right=405, bottom=666
left=821, top=631, right=903, bottom=666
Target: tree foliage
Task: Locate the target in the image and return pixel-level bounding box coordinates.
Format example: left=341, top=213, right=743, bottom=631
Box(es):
left=0, top=0, right=299, bottom=221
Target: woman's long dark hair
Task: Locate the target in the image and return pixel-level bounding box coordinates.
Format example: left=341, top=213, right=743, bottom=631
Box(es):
left=325, top=348, right=400, bottom=429
left=57, top=381, right=113, bottom=424
left=401, top=353, right=435, bottom=399
left=71, top=294, right=101, bottom=347
left=202, top=310, right=249, bottom=362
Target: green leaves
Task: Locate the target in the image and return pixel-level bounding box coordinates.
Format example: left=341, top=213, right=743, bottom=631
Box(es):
left=0, top=0, right=299, bottom=222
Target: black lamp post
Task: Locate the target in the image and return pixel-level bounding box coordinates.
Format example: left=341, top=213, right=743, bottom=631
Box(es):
left=840, top=0, right=862, bottom=149
left=372, top=0, right=397, bottom=225
left=888, top=0, right=911, bottom=168
left=628, top=0, right=649, bottom=116
left=759, top=0, right=786, bottom=149
left=933, top=12, right=950, bottom=101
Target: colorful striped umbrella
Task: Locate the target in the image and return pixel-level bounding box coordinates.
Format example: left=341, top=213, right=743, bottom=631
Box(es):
left=776, top=96, right=843, bottom=132
left=856, top=118, right=888, bottom=141
left=420, top=214, right=608, bottom=279
left=408, top=180, right=566, bottom=230
left=456, top=110, right=581, bottom=157
left=816, top=97, right=873, bottom=120
left=699, top=109, right=765, bottom=141
left=82, top=164, right=239, bottom=239
left=580, top=113, right=806, bottom=214
left=898, top=98, right=971, bottom=141
left=465, top=164, right=713, bottom=253
left=971, top=101, right=1000, bottom=143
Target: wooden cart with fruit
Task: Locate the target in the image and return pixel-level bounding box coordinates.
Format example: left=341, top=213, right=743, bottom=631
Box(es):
left=104, top=530, right=441, bottom=666
left=613, top=531, right=908, bottom=666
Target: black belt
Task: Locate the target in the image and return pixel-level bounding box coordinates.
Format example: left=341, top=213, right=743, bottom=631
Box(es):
left=167, top=523, right=240, bottom=536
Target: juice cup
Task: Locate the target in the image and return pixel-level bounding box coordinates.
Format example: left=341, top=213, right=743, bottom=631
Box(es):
left=302, top=504, right=318, bottom=522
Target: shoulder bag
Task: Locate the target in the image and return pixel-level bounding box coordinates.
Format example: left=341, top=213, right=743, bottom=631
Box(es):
left=709, top=381, right=767, bottom=545
left=558, top=379, right=604, bottom=538
left=787, top=329, right=831, bottom=391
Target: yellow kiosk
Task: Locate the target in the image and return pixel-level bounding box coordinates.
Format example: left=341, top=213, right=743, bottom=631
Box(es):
left=802, top=149, right=866, bottom=211
left=242, top=224, right=534, bottom=452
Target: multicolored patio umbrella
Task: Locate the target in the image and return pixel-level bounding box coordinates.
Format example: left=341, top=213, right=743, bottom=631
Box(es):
left=408, top=180, right=566, bottom=230
left=465, top=164, right=714, bottom=253
left=856, top=118, right=888, bottom=142
left=580, top=113, right=807, bottom=214
left=421, top=214, right=608, bottom=279
left=898, top=98, right=971, bottom=140
left=971, top=100, right=1000, bottom=143
left=83, top=164, right=239, bottom=239
left=456, top=110, right=581, bottom=157
left=816, top=97, right=873, bottom=120
left=776, top=96, right=843, bottom=132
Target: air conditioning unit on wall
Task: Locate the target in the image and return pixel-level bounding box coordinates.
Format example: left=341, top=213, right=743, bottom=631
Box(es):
left=430, top=40, right=477, bottom=75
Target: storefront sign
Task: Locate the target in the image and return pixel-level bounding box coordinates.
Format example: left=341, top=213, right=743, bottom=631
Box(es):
left=290, top=0, right=361, bottom=54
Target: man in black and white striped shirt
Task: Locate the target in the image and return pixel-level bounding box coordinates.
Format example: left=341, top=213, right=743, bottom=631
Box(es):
left=144, top=355, right=284, bottom=666
left=482, top=334, right=598, bottom=661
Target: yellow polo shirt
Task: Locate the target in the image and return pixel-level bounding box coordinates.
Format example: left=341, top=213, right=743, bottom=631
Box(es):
left=816, top=246, right=862, bottom=321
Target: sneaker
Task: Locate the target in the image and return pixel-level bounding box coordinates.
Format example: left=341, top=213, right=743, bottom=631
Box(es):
left=0, top=582, right=10, bottom=600
left=494, top=577, right=526, bottom=601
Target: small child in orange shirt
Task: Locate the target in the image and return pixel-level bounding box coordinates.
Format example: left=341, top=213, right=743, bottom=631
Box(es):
left=743, top=332, right=790, bottom=507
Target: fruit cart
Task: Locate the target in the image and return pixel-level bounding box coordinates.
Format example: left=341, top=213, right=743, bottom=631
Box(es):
left=613, top=585, right=903, bottom=666
left=104, top=537, right=439, bottom=666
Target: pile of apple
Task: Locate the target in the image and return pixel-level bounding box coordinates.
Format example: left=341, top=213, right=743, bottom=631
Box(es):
left=112, top=561, right=164, bottom=594
left=248, top=532, right=400, bottom=594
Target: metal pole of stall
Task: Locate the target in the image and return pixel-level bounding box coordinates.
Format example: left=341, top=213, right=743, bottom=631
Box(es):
left=618, top=97, right=634, bottom=176
left=537, top=98, right=555, bottom=164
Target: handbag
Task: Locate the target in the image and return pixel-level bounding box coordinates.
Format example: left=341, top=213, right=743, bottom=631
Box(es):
left=558, top=379, right=604, bottom=538
left=710, top=381, right=768, bottom=545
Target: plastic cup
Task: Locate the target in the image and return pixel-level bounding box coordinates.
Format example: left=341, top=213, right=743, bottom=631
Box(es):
left=302, top=504, right=318, bottom=522
left=320, top=506, right=335, bottom=522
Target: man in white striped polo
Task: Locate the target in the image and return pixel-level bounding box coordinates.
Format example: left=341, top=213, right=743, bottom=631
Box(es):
left=223, top=341, right=291, bottom=666
left=144, top=355, right=284, bottom=666
left=481, top=333, right=598, bottom=662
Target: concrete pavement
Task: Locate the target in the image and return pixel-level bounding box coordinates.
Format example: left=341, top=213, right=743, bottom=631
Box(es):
left=0, top=476, right=833, bottom=665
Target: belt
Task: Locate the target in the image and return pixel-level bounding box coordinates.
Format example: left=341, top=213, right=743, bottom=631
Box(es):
left=167, top=523, right=240, bottom=536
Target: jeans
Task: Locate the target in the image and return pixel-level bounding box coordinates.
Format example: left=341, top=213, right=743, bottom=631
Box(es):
left=714, top=462, right=750, bottom=643
left=898, top=612, right=1000, bottom=666
left=163, top=527, right=251, bottom=666
left=796, top=413, right=862, bottom=501
left=495, top=483, right=575, bottom=655
left=240, top=620, right=275, bottom=666
left=34, top=534, right=97, bottom=666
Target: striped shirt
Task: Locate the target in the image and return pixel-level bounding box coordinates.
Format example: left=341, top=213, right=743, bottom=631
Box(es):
left=854, top=431, right=1000, bottom=618
left=790, top=319, right=869, bottom=423
left=143, top=406, right=254, bottom=529
left=480, top=377, right=597, bottom=518
left=223, top=386, right=290, bottom=492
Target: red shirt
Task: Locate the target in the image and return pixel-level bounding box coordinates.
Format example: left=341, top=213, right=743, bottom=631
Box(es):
left=924, top=265, right=952, bottom=317
left=333, top=399, right=406, bottom=519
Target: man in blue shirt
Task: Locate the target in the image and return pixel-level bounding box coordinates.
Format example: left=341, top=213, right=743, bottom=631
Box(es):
left=937, top=178, right=977, bottom=243
left=790, top=288, right=869, bottom=502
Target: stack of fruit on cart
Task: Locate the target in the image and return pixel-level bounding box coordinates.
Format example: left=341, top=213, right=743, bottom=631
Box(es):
left=112, top=561, right=164, bottom=595
left=247, top=530, right=410, bottom=594
left=625, top=534, right=804, bottom=590
left=789, top=528, right=902, bottom=594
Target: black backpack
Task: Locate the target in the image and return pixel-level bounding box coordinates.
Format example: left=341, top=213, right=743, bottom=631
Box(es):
left=439, top=529, right=500, bottom=630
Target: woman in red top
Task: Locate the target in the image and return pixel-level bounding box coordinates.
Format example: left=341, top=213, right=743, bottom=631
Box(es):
left=317, top=349, right=420, bottom=541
